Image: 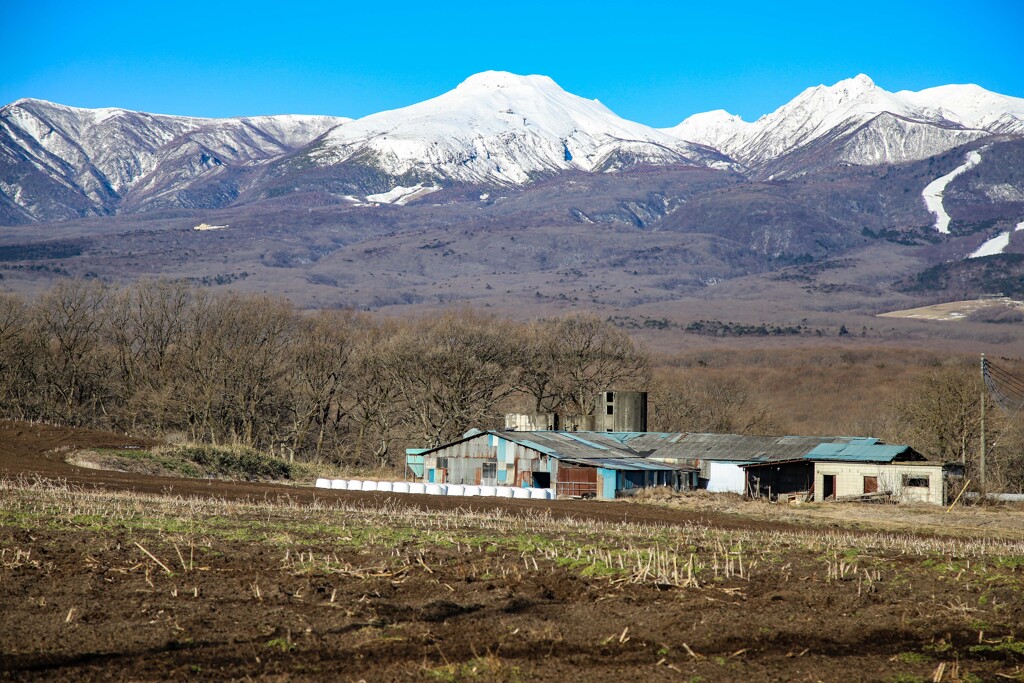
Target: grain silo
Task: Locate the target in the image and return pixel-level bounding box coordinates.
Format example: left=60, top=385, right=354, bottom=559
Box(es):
left=592, top=391, right=648, bottom=432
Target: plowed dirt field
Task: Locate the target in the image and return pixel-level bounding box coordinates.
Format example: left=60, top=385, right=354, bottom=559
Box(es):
left=2, top=421, right=1023, bottom=682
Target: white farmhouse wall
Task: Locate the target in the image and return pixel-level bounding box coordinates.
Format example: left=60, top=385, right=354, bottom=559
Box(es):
left=707, top=462, right=746, bottom=494
left=814, top=463, right=945, bottom=505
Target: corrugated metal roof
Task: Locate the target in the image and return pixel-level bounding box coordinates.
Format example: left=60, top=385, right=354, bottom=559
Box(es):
left=422, top=429, right=921, bottom=470
left=805, top=443, right=915, bottom=462
left=649, top=433, right=868, bottom=462
left=560, top=433, right=611, bottom=450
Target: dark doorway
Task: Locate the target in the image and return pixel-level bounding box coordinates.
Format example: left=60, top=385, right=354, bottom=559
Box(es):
left=822, top=475, right=836, bottom=500
left=532, top=472, right=551, bottom=489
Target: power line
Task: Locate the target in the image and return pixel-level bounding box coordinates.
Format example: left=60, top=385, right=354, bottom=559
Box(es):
left=982, top=357, right=1024, bottom=413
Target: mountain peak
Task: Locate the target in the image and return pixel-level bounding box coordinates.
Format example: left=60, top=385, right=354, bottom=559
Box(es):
left=848, top=73, right=876, bottom=88
left=456, top=71, right=560, bottom=92
left=804, top=74, right=885, bottom=105
left=312, top=70, right=727, bottom=186
left=662, top=109, right=750, bottom=147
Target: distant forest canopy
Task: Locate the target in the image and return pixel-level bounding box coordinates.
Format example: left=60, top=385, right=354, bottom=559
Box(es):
left=1, top=280, right=1021, bottom=490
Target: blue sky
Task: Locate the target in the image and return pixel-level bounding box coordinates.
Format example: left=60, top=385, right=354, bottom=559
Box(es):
left=4, top=0, right=1023, bottom=127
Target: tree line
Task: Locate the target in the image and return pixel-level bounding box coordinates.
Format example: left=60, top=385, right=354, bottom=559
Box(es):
left=0, top=280, right=648, bottom=467
left=1, top=280, right=1018, bottom=491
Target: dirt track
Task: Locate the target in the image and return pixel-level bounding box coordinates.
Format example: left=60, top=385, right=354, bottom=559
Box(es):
left=3, top=421, right=1024, bottom=682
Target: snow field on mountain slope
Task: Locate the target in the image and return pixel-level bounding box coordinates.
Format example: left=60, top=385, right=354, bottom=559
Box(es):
left=922, top=150, right=983, bottom=234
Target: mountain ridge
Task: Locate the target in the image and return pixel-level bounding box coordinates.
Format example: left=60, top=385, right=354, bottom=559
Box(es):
left=1, top=71, right=1023, bottom=225
left=664, top=75, right=1024, bottom=175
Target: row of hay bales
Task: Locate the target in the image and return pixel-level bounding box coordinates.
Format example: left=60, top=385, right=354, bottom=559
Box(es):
left=315, top=479, right=555, bottom=500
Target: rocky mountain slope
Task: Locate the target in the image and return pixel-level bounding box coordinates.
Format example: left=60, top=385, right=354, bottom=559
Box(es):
left=0, top=99, right=347, bottom=222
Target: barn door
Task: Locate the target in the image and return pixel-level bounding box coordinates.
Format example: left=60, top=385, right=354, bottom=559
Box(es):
left=557, top=466, right=597, bottom=498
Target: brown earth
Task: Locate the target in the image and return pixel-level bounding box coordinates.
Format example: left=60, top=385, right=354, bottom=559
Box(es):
left=2, top=421, right=1023, bottom=682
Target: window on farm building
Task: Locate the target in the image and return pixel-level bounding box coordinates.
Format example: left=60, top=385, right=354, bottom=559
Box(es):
left=482, top=462, right=497, bottom=480
left=903, top=474, right=930, bottom=488
left=606, top=405, right=614, bottom=415
left=606, top=392, right=614, bottom=402
left=437, top=457, right=448, bottom=470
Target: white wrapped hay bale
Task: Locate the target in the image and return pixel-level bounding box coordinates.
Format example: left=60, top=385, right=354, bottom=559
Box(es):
left=528, top=488, right=548, bottom=500
left=330, top=479, right=347, bottom=489
left=315, top=478, right=331, bottom=489
left=496, top=487, right=515, bottom=498
left=446, top=484, right=465, bottom=496
left=409, top=483, right=427, bottom=495
left=462, top=485, right=480, bottom=496
left=425, top=483, right=447, bottom=496
left=393, top=482, right=410, bottom=494
left=478, top=486, right=497, bottom=497
left=512, top=488, right=530, bottom=499
left=376, top=481, right=394, bottom=492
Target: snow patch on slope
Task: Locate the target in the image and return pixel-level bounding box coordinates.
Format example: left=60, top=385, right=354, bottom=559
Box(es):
left=922, top=150, right=982, bottom=234
left=365, top=184, right=439, bottom=205
left=969, top=220, right=1024, bottom=258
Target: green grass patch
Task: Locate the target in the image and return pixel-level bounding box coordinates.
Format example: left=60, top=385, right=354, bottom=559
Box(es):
left=968, top=637, right=1024, bottom=660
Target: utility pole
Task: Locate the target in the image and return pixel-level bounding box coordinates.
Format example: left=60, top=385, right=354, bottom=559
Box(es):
left=980, top=353, right=987, bottom=492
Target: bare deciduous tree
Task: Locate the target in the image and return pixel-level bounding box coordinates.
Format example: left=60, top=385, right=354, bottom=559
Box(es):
left=380, top=312, right=523, bottom=447
left=650, top=372, right=782, bottom=435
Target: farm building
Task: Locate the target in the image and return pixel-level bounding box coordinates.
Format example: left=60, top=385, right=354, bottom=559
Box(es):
left=644, top=433, right=891, bottom=493
left=411, top=428, right=957, bottom=503
left=410, top=392, right=956, bottom=502
left=414, top=429, right=696, bottom=500
left=742, top=441, right=963, bottom=504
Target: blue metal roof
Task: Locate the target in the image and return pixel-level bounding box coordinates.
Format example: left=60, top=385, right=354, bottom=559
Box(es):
left=804, top=443, right=912, bottom=462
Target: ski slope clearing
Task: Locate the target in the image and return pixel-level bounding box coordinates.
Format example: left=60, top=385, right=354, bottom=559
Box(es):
left=969, top=220, right=1024, bottom=258
left=922, top=150, right=982, bottom=233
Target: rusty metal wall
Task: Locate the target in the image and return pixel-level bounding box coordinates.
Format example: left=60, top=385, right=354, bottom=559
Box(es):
left=557, top=466, right=597, bottom=497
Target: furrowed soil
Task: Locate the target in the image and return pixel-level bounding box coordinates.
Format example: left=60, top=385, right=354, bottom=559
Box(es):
left=2, top=422, right=1024, bottom=682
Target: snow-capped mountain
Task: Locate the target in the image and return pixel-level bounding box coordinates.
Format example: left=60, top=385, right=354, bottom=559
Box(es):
left=662, top=110, right=750, bottom=149
left=295, top=71, right=733, bottom=187
left=663, top=75, right=1021, bottom=174
left=1, top=72, right=1023, bottom=224
left=0, top=98, right=348, bottom=221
